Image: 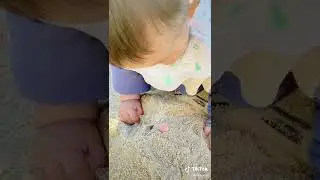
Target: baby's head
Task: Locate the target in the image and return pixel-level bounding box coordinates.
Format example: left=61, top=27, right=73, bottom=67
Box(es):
left=109, top=0, right=198, bottom=69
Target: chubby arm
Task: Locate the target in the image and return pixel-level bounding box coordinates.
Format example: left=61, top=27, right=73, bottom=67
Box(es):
left=110, top=65, right=151, bottom=95
left=110, top=65, right=149, bottom=124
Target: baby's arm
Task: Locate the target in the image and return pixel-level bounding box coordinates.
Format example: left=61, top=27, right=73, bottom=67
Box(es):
left=111, top=65, right=151, bottom=95
left=111, top=65, right=151, bottom=124
left=111, top=64, right=150, bottom=102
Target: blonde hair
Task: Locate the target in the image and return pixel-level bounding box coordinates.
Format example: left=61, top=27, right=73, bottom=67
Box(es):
left=109, top=0, right=190, bottom=67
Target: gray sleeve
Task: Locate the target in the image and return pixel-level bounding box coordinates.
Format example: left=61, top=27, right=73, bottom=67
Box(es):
left=6, top=13, right=108, bottom=104
left=110, top=65, right=151, bottom=95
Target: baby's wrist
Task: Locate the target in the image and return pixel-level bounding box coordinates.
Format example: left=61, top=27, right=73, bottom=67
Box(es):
left=120, top=94, right=141, bottom=102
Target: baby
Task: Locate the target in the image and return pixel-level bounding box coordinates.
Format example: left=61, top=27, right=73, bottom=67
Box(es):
left=109, top=0, right=212, bottom=140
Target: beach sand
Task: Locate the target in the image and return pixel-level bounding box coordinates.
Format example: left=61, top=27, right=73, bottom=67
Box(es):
left=108, top=71, right=313, bottom=179
left=108, top=91, right=211, bottom=179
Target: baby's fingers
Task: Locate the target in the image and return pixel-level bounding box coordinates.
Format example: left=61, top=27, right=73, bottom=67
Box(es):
left=119, top=112, right=132, bottom=124
left=135, top=103, right=144, bottom=115
left=127, top=109, right=140, bottom=124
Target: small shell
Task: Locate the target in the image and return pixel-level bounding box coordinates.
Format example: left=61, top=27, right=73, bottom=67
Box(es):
left=159, top=123, right=169, bottom=133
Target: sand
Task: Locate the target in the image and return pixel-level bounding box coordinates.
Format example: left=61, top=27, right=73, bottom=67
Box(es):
left=108, top=76, right=314, bottom=179
left=108, top=91, right=211, bottom=179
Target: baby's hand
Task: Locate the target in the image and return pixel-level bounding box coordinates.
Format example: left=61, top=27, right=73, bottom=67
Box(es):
left=119, top=95, right=144, bottom=125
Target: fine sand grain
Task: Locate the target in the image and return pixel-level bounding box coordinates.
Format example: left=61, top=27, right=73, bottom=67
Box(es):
left=109, top=91, right=211, bottom=180
left=108, top=74, right=313, bottom=179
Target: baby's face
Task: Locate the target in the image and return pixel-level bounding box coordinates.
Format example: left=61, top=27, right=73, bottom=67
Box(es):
left=123, top=23, right=190, bottom=69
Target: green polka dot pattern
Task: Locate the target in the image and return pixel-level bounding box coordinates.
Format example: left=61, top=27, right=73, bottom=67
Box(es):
left=164, top=74, right=173, bottom=86
left=195, top=62, right=202, bottom=72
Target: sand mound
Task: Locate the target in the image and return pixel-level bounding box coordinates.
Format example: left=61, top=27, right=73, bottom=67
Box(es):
left=108, top=92, right=211, bottom=179
left=105, top=89, right=314, bottom=180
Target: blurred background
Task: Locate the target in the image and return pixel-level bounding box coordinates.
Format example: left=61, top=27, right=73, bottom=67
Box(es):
left=0, top=10, right=34, bottom=179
